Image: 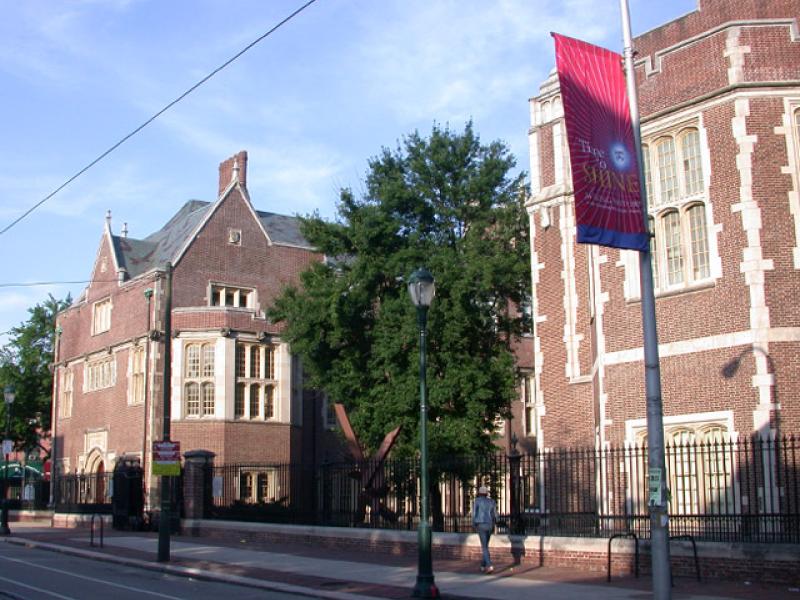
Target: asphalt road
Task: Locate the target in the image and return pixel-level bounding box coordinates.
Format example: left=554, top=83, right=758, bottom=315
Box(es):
left=0, top=543, right=310, bottom=600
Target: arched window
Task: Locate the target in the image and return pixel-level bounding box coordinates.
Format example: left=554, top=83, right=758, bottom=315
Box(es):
left=202, top=382, right=215, bottom=416
left=202, top=344, right=215, bottom=377
left=235, top=383, right=245, bottom=419
left=236, top=342, right=278, bottom=421
left=249, top=384, right=260, bottom=420
left=655, top=137, right=678, bottom=205
left=642, top=145, right=653, bottom=202
left=640, top=126, right=712, bottom=292
left=680, top=129, right=703, bottom=195
left=663, top=209, right=684, bottom=286
left=688, top=203, right=709, bottom=280
left=264, top=385, right=275, bottom=419
left=185, top=382, right=200, bottom=416
left=667, top=429, right=698, bottom=515
left=701, top=426, right=733, bottom=514
left=184, top=342, right=215, bottom=418
left=648, top=216, right=659, bottom=286
left=250, top=346, right=261, bottom=378
left=186, top=345, right=200, bottom=378
left=794, top=108, right=800, bottom=160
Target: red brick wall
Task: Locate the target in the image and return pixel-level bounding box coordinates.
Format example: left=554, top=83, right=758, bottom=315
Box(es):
left=528, top=1, right=800, bottom=447
left=53, top=154, right=327, bottom=480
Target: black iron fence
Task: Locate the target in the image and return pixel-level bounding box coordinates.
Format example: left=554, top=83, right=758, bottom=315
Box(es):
left=1, top=479, right=50, bottom=510
left=210, top=435, right=799, bottom=543
left=53, top=472, right=113, bottom=514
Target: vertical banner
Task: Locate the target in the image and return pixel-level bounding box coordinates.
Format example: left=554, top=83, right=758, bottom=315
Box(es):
left=552, top=33, right=648, bottom=251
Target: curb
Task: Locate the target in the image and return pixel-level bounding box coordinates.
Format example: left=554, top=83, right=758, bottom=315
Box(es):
left=1, top=535, right=385, bottom=600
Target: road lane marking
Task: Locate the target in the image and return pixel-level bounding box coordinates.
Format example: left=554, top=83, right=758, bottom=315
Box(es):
left=0, top=574, right=77, bottom=599
left=0, top=554, right=185, bottom=599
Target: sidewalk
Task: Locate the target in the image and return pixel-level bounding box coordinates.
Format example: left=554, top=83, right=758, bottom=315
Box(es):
left=2, top=522, right=796, bottom=600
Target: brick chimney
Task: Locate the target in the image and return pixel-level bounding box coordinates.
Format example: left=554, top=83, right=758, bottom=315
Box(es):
left=218, top=150, right=248, bottom=197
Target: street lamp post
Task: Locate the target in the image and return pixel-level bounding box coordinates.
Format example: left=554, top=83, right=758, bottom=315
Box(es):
left=408, top=268, right=439, bottom=599
left=2, top=385, right=15, bottom=535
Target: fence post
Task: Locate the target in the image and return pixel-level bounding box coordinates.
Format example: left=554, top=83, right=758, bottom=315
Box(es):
left=508, top=436, right=522, bottom=535
left=183, top=450, right=215, bottom=520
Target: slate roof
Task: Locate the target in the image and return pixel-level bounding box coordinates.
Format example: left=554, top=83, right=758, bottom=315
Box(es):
left=112, top=199, right=313, bottom=279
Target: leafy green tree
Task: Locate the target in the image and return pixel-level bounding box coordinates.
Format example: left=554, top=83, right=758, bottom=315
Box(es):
left=271, top=123, right=530, bottom=463
left=0, top=293, right=71, bottom=454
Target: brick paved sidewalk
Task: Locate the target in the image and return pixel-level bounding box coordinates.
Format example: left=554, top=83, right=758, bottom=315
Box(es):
left=3, top=522, right=797, bottom=600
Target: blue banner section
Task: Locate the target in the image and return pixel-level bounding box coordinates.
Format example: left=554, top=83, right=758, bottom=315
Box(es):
left=577, top=224, right=649, bottom=252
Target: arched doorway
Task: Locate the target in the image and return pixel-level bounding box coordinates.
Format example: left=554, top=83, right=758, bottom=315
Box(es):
left=84, top=449, right=106, bottom=503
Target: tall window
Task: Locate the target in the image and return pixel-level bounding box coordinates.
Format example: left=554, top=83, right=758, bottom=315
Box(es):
left=321, top=394, right=337, bottom=430
left=60, top=368, right=73, bottom=418
left=92, top=299, right=112, bottom=334
left=794, top=108, right=800, bottom=161
left=235, top=342, right=277, bottom=420
left=641, top=126, right=711, bottom=291
left=238, top=468, right=277, bottom=503
left=130, top=346, right=145, bottom=405
left=85, top=356, right=116, bottom=392
left=638, top=422, right=734, bottom=518
left=521, top=373, right=536, bottom=438
left=209, top=284, right=255, bottom=309
left=668, top=429, right=699, bottom=515
left=184, top=342, right=215, bottom=417
left=702, top=427, right=734, bottom=514
left=235, top=383, right=245, bottom=418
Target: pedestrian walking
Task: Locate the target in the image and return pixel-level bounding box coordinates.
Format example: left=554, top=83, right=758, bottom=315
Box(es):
left=472, top=485, right=497, bottom=573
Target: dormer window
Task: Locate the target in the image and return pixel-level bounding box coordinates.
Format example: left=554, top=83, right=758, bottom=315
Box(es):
left=210, top=284, right=255, bottom=309
left=92, top=298, right=112, bottom=334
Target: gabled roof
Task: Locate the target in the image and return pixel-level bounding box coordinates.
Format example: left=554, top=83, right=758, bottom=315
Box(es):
left=112, top=199, right=313, bottom=279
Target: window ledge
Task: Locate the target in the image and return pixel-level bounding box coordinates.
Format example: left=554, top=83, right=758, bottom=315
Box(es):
left=627, top=278, right=716, bottom=303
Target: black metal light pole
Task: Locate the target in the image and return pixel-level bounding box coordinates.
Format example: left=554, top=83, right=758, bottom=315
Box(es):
left=408, top=268, right=439, bottom=599
left=157, top=263, right=173, bottom=562
left=2, top=386, right=16, bottom=535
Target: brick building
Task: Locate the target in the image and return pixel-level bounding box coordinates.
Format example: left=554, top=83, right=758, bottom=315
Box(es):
left=51, top=151, right=341, bottom=503
left=521, top=0, right=800, bottom=455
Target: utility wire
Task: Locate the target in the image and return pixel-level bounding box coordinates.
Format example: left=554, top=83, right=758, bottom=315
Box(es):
left=0, top=0, right=320, bottom=236
left=0, top=281, right=117, bottom=288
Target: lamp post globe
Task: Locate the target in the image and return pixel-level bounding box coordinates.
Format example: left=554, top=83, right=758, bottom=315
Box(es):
left=408, top=268, right=439, bottom=598
left=408, top=268, right=435, bottom=309
left=2, top=385, right=15, bottom=535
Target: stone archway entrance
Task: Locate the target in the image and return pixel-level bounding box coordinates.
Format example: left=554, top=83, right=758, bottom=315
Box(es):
left=84, top=449, right=106, bottom=503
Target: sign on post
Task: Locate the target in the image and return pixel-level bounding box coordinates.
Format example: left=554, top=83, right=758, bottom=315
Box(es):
left=2, top=439, right=12, bottom=456
left=152, top=440, right=181, bottom=476
left=648, top=467, right=663, bottom=506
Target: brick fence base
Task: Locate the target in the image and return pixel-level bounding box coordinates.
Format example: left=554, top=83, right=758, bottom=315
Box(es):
left=182, top=519, right=800, bottom=586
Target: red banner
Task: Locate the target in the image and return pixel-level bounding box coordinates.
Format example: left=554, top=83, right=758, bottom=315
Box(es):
left=552, top=33, right=648, bottom=251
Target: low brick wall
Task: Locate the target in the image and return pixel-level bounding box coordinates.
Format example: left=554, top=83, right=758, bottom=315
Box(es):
left=183, top=519, right=800, bottom=586
left=51, top=513, right=112, bottom=528
left=7, top=510, right=53, bottom=524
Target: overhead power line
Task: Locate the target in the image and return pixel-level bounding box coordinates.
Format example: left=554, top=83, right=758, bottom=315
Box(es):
left=0, top=0, right=320, bottom=236
left=0, top=281, right=116, bottom=288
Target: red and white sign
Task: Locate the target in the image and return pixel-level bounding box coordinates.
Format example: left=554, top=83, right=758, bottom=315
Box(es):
left=152, top=440, right=181, bottom=475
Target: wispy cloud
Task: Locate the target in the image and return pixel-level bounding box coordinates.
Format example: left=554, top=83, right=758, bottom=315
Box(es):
left=354, top=0, right=611, bottom=124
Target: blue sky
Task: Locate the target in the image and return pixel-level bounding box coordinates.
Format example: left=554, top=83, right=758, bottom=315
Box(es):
left=0, top=0, right=697, bottom=345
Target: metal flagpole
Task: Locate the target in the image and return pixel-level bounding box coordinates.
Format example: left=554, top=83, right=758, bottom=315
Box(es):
left=618, top=1, right=672, bottom=598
